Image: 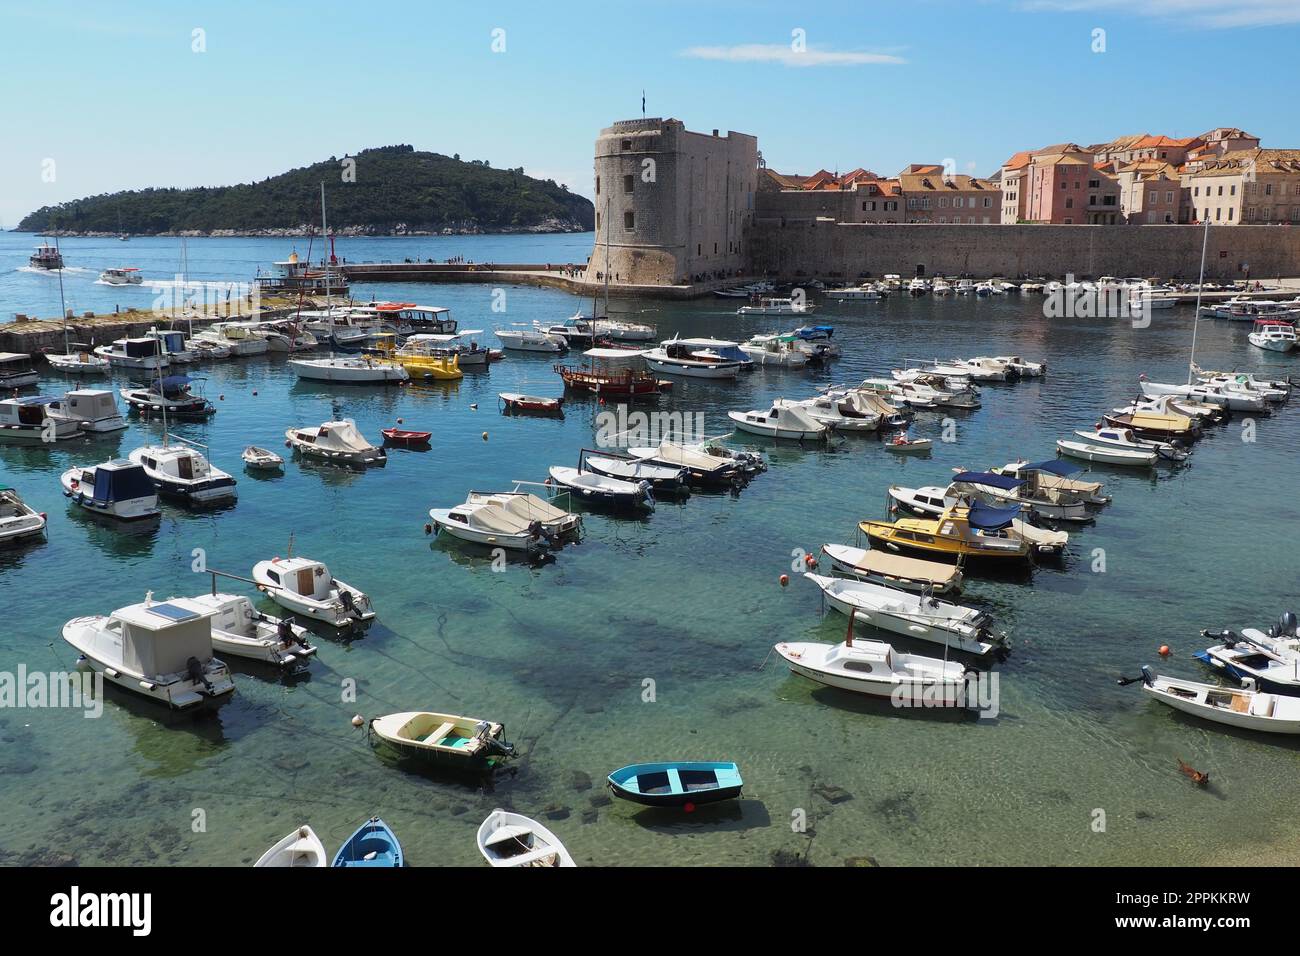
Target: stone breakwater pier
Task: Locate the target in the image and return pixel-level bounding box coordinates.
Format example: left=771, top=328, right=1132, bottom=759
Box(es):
left=337, top=262, right=732, bottom=299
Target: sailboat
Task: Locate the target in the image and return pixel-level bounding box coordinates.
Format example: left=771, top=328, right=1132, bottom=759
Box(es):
left=45, top=237, right=111, bottom=375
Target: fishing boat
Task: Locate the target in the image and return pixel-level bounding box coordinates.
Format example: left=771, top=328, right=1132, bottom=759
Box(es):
left=430, top=498, right=564, bottom=552
left=333, top=818, right=403, bottom=868
left=819, top=544, right=963, bottom=594
left=1130, top=666, right=1300, bottom=734
left=94, top=337, right=165, bottom=371
left=46, top=345, right=111, bottom=376
left=948, top=357, right=1017, bottom=382
left=535, top=316, right=604, bottom=349
left=950, top=470, right=1090, bottom=522
left=597, top=319, right=657, bottom=342
left=1138, top=377, right=1266, bottom=413
left=464, top=490, right=581, bottom=537
left=727, top=403, right=828, bottom=440
left=252, top=555, right=375, bottom=627
left=98, top=266, right=143, bottom=286
left=907, top=278, right=930, bottom=296
left=860, top=502, right=1032, bottom=564
left=1196, top=613, right=1300, bottom=693
left=781, top=395, right=882, bottom=432
left=285, top=420, right=387, bottom=467
left=822, top=387, right=910, bottom=428
left=626, top=441, right=749, bottom=488
left=547, top=466, right=654, bottom=511
left=255, top=826, right=327, bottom=868
left=399, top=331, right=493, bottom=368
left=61, top=594, right=235, bottom=709
left=804, top=572, right=1004, bottom=656
left=607, top=761, right=743, bottom=807
left=886, top=486, right=1069, bottom=556
left=554, top=347, right=668, bottom=399
left=381, top=427, right=432, bottom=447
left=790, top=325, right=841, bottom=361
left=185, top=592, right=316, bottom=669
left=61, top=459, right=161, bottom=521
left=29, top=242, right=63, bottom=270
left=368, top=710, right=515, bottom=768
left=0, top=396, right=83, bottom=443
left=776, top=632, right=972, bottom=701
left=1071, top=426, right=1188, bottom=462
left=246, top=320, right=319, bottom=353
left=43, top=389, right=125, bottom=434
left=885, top=432, right=932, bottom=454
left=289, top=354, right=409, bottom=384
left=932, top=279, right=953, bottom=296
left=824, top=283, right=883, bottom=300
left=0, top=353, right=40, bottom=389
left=738, top=333, right=810, bottom=367
left=581, top=451, right=690, bottom=494
left=0, top=488, right=46, bottom=546
left=1056, top=439, right=1156, bottom=467
left=494, top=326, right=566, bottom=352
left=477, top=810, right=576, bottom=868
left=128, top=443, right=237, bottom=504
left=120, top=375, right=215, bottom=420
left=241, top=446, right=284, bottom=470
left=254, top=250, right=349, bottom=298
left=1102, top=404, right=1199, bottom=442
left=642, top=337, right=749, bottom=379
left=1194, top=369, right=1290, bottom=402
left=371, top=303, right=458, bottom=336
left=499, top=392, right=564, bottom=415
left=992, top=459, right=1112, bottom=506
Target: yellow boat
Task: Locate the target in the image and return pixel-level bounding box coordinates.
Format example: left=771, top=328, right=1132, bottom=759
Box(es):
left=859, top=502, right=1031, bottom=563
left=367, top=333, right=462, bottom=381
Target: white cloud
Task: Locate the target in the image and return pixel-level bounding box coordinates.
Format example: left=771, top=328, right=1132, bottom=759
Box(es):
left=680, top=44, right=906, bottom=67
left=1020, top=0, right=1300, bottom=28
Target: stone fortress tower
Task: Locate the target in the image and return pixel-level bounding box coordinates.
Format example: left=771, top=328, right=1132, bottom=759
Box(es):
left=586, top=118, right=758, bottom=286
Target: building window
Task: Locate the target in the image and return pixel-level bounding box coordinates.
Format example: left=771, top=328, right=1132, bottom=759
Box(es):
left=596, top=212, right=600, bottom=231
left=938, top=216, right=947, bottom=223
left=1061, top=182, right=1068, bottom=190
left=1215, top=208, right=1221, bottom=220
left=1064, top=218, right=1073, bottom=224
left=983, top=197, right=992, bottom=207
left=713, top=242, right=718, bottom=254
left=624, top=210, right=635, bottom=231
left=623, top=174, right=634, bottom=194
left=1065, top=198, right=1074, bottom=209
left=1089, top=195, right=1097, bottom=206
left=1228, top=208, right=1234, bottom=221
left=1230, top=184, right=1236, bottom=196
left=596, top=176, right=601, bottom=195
left=621, top=139, right=632, bottom=150
left=1265, top=183, right=1273, bottom=195
left=1166, top=191, right=1173, bottom=203
left=1089, top=179, right=1100, bottom=188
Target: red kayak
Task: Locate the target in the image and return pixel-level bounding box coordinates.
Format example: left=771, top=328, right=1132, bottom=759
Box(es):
left=381, top=427, right=432, bottom=446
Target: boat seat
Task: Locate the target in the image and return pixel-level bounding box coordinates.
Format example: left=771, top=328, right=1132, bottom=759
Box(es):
left=421, top=721, right=457, bottom=744
left=1250, top=694, right=1275, bottom=718
left=1230, top=695, right=1251, bottom=713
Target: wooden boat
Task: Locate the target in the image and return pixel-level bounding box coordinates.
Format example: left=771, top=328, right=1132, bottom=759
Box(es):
left=381, top=427, right=432, bottom=447
left=252, top=555, right=374, bottom=627
left=554, top=346, right=668, bottom=398
left=860, top=502, right=1032, bottom=564
left=607, top=761, right=743, bottom=807
left=499, top=392, right=564, bottom=414
left=369, top=710, right=516, bottom=768
left=547, top=466, right=654, bottom=511
left=804, top=572, right=1002, bottom=656
left=1133, top=666, right=1300, bottom=734
left=241, top=446, right=284, bottom=470
left=887, top=486, right=1069, bottom=557
left=885, top=432, right=931, bottom=454
left=0, top=487, right=47, bottom=546
left=476, top=810, right=576, bottom=867
left=819, top=544, right=962, bottom=594
left=255, top=826, right=327, bottom=868
left=333, top=817, right=403, bottom=867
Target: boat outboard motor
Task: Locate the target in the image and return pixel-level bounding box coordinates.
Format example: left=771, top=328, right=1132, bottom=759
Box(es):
left=186, top=656, right=213, bottom=693
left=474, top=720, right=516, bottom=758
left=339, top=588, right=363, bottom=620
left=1139, top=664, right=1155, bottom=687
left=1272, top=611, right=1299, bottom=639
left=277, top=617, right=309, bottom=648
left=637, top=480, right=655, bottom=510
left=527, top=519, right=559, bottom=550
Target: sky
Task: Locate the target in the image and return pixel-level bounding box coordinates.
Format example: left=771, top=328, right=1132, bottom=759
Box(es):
left=2, top=0, right=1298, bottom=227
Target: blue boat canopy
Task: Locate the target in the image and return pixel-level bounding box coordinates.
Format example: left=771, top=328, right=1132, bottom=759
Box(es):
left=161, top=375, right=191, bottom=388
left=794, top=325, right=834, bottom=339
left=1024, top=459, right=1082, bottom=477
left=967, top=500, right=1021, bottom=530
left=953, top=471, right=1024, bottom=491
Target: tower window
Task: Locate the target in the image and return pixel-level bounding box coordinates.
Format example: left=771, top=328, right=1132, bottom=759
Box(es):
left=623, top=174, right=634, bottom=194
left=624, top=211, right=635, bottom=231
left=621, top=139, right=632, bottom=150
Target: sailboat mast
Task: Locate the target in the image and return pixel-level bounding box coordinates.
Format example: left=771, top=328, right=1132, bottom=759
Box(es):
left=603, top=196, right=611, bottom=320
left=1186, top=216, right=1211, bottom=386
left=320, top=182, right=334, bottom=350
left=54, top=234, right=69, bottom=354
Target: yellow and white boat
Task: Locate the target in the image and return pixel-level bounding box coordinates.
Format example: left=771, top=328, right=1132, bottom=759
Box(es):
left=367, top=334, right=462, bottom=381
left=859, top=502, right=1031, bottom=563
left=369, top=710, right=515, bottom=769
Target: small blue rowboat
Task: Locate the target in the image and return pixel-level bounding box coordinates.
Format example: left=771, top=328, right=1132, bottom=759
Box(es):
left=607, top=761, right=743, bottom=807
left=332, top=817, right=403, bottom=867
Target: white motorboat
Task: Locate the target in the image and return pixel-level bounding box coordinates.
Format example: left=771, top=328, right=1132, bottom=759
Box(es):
left=1134, top=666, right=1300, bottom=734
left=95, top=337, right=168, bottom=371
left=285, top=420, right=387, bottom=467
left=984, top=355, right=1046, bottom=377
left=907, top=278, right=930, bottom=296
left=61, top=594, right=235, bottom=709
left=143, top=329, right=196, bottom=364
left=1056, top=439, right=1157, bottom=467
left=819, top=544, right=962, bottom=595
left=780, top=395, right=881, bottom=432
left=950, top=357, right=1017, bottom=382
left=932, top=280, right=952, bottom=296
left=1138, top=377, right=1266, bottom=413
left=494, top=327, right=566, bottom=352
left=1130, top=290, right=1179, bottom=311
left=642, top=337, right=748, bottom=379
left=823, top=285, right=881, bottom=301
left=128, top=443, right=238, bottom=504
left=736, top=297, right=814, bottom=316
left=950, top=469, right=1091, bottom=522
left=1198, top=613, right=1300, bottom=693
left=581, top=453, right=690, bottom=493
left=289, top=355, right=409, bottom=384
left=974, top=280, right=1002, bottom=296
left=429, top=495, right=572, bottom=552
left=626, top=441, right=749, bottom=487
left=886, top=485, right=1069, bottom=556
left=788, top=325, right=841, bottom=360
left=464, top=490, right=582, bottom=536
left=1248, top=320, right=1297, bottom=353
left=476, top=810, right=576, bottom=868
left=775, top=635, right=972, bottom=702
left=738, top=334, right=809, bottom=367
left=1072, top=426, right=1187, bottom=461
left=185, top=338, right=233, bottom=361
left=0, top=396, right=83, bottom=443
left=241, top=446, right=284, bottom=470
left=186, top=592, right=316, bottom=669
left=98, top=267, right=143, bottom=285
left=547, top=466, right=654, bottom=511
left=992, top=459, right=1111, bottom=506
left=255, top=826, right=328, bottom=868
left=46, top=346, right=111, bottom=376
left=0, top=487, right=47, bottom=545
left=61, top=459, right=160, bottom=521
left=727, top=403, right=828, bottom=440
left=1194, top=369, right=1290, bottom=401
left=29, top=242, right=64, bottom=270
left=245, top=320, right=319, bottom=353
left=120, top=375, right=215, bottom=419
left=252, top=555, right=375, bottom=627
left=803, top=572, right=1003, bottom=657
left=45, top=389, right=127, bottom=433
left=193, top=322, right=270, bottom=356
left=821, top=387, right=910, bottom=428
left=953, top=278, right=975, bottom=295
left=597, top=319, right=657, bottom=342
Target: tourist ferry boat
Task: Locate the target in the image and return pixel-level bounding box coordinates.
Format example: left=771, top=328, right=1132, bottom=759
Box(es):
left=555, top=347, right=668, bottom=398
left=1248, top=318, right=1297, bottom=353
left=0, top=396, right=83, bottom=443
left=254, top=251, right=349, bottom=297
left=99, top=267, right=143, bottom=285
left=29, top=243, right=63, bottom=270
left=642, top=337, right=750, bottom=379
left=0, top=353, right=40, bottom=389
left=365, top=303, right=457, bottom=336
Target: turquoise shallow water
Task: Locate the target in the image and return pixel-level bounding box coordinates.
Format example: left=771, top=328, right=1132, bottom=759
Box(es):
left=2, top=233, right=1299, bottom=867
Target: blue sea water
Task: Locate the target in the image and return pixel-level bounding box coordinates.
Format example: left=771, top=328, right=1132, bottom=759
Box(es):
left=2, top=231, right=1298, bottom=867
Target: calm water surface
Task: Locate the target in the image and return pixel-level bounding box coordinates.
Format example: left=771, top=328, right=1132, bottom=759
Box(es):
left=2, top=232, right=1298, bottom=866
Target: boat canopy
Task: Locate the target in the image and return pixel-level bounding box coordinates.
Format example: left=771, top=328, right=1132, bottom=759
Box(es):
left=967, top=500, right=1021, bottom=530
left=161, top=375, right=192, bottom=389
left=1023, top=459, right=1082, bottom=477
left=584, top=347, right=647, bottom=358
left=794, top=325, right=834, bottom=339
left=95, top=461, right=155, bottom=502
left=953, top=471, right=1024, bottom=491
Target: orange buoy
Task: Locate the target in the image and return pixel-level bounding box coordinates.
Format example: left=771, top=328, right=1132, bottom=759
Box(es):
left=1158, top=644, right=1171, bottom=657
left=779, top=574, right=789, bottom=587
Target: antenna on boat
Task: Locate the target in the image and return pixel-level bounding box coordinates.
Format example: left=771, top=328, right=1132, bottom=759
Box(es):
left=1186, top=216, right=1211, bottom=386
left=287, top=531, right=295, bottom=559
